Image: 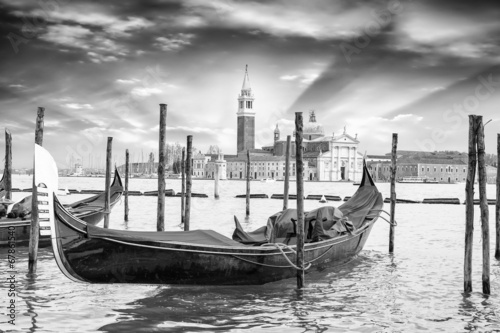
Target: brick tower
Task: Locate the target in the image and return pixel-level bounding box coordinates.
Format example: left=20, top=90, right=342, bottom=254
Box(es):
left=237, top=65, right=255, bottom=153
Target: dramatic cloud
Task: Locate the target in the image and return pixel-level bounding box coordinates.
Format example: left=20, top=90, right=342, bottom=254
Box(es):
left=0, top=0, right=499, bottom=168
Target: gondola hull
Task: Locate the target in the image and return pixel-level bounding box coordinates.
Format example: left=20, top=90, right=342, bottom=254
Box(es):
left=53, top=201, right=375, bottom=285
left=0, top=171, right=123, bottom=247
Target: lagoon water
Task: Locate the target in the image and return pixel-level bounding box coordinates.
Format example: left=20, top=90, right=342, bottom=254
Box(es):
left=1, top=175, right=500, bottom=332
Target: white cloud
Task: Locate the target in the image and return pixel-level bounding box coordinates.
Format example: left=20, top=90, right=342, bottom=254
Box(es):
left=154, top=34, right=195, bottom=52
left=131, top=87, right=163, bottom=97
left=9, top=84, right=25, bottom=88
left=116, top=79, right=140, bottom=84
left=64, top=103, right=94, bottom=110
left=280, top=75, right=299, bottom=81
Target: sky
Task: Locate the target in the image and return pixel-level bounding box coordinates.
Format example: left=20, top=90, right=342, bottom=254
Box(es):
left=0, top=0, right=500, bottom=169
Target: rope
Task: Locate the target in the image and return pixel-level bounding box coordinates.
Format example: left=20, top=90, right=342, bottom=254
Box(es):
left=261, top=243, right=312, bottom=270
left=368, top=209, right=397, bottom=226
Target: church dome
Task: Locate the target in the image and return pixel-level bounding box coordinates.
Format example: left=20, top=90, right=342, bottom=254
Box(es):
left=303, top=111, right=324, bottom=135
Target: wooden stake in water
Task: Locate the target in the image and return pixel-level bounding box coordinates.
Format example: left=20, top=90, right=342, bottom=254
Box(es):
left=476, top=116, right=490, bottom=294
left=214, top=163, right=220, bottom=199
left=246, top=150, right=250, bottom=216
left=124, top=149, right=129, bottom=222
left=103, top=137, right=112, bottom=229
left=464, top=115, right=477, bottom=293
left=295, top=112, right=305, bottom=289
left=389, top=133, right=397, bottom=253
left=28, top=107, right=44, bottom=274
left=181, top=147, right=186, bottom=224
left=495, top=134, right=500, bottom=259
left=283, top=135, right=291, bottom=210
left=157, top=104, right=167, bottom=231
left=496, top=133, right=500, bottom=260
left=5, top=129, right=12, bottom=200
left=185, top=135, right=192, bottom=231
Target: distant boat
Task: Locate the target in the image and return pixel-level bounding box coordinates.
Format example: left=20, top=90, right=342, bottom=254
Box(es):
left=319, top=195, right=327, bottom=203
left=260, top=178, right=276, bottom=183
left=398, top=177, right=438, bottom=184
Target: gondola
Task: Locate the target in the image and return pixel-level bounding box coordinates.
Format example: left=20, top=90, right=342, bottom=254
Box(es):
left=42, top=144, right=383, bottom=285
left=0, top=163, right=123, bottom=247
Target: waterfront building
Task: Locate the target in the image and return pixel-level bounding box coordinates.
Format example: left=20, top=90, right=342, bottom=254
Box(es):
left=193, top=152, right=210, bottom=178
left=371, top=158, right=468, bottom=183
left=270, top=111, right=363, bottom=181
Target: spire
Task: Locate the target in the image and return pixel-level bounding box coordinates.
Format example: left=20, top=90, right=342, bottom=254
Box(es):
left=242, top=64, right=251, bottom=92
left=309, top=110, right=316, bottom=123
left=274, top=123, right=280, bottom=134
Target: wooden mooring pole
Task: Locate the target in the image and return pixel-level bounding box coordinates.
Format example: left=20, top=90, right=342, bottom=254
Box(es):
left=295, top=112, right=305, bottom=289
left=389, top=133, right=397, bottom=253
left=496, top=133, right=500, bottom=260
left=28, top=107, right=44, bottom=274
left=214, top=163, right=220, bottom=199
left=476, top=116, right=490, bottom=294
left=5, top=129, right=12, bottom=200
left=124, top=149, right=129, bottom=221
left=246, top=150, right=250, bottom=216
left=184, top=135, right=192, bottom=231
left=464, top=115, right=477, bottom=293
left=157, top=104, right=167, bottom=231
left=283, top=135, right=291, bottom=210
left=181, top=147, right=186, bottom=224
left=103, top=137, right=112, bottom=229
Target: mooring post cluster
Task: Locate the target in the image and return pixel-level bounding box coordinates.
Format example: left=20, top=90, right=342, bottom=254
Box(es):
left=464, top=115, right=490, bottom=295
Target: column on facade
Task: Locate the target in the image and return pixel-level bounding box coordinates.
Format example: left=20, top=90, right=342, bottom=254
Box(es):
left=353, top=147, right=357, bottom=181
left=336, top=146, right=341, bottom=180
left=330, top=143, right=334, bottom=181
left=347, top=147, right=351, bottom=180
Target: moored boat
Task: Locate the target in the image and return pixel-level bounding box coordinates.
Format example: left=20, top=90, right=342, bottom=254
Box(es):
left=43, top=144, right=383, bottom=285
left=0, top=165, right=123, bottom=247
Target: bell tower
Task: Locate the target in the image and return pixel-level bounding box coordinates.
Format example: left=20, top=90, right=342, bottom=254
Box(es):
left=237, top=65, right=255, bottom=153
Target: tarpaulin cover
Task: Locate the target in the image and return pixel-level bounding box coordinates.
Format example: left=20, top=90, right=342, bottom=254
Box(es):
left=87, top=224, right=243, bottom=247
left=232, top=161, right=384, bottom=245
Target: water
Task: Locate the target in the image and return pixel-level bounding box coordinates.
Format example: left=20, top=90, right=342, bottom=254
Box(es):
left=1, top=175, right=500, bottom=332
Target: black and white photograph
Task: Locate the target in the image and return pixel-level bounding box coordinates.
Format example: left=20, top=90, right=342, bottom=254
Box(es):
left=1, top=0, right=500, bottom=331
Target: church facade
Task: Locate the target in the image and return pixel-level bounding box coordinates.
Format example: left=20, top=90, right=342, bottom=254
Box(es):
left=192, top=66, right=362, bottom=181
left=270, top=111, right=363, bottom=181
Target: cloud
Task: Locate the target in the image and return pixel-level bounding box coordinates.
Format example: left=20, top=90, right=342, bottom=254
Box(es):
left=154, top=34, right=195, bottom=52
left=9, top=84, right=25, bottom=88
left=63, top=103, right=94, bottom=110
left=116, top=79, right=140, bottom=84
left=131, top=87, right=163, bottom=97
left=280, top=75, right=298, bottom=81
